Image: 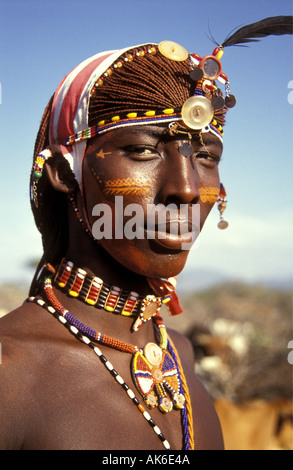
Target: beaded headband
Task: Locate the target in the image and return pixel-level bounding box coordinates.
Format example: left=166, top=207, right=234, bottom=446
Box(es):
left=63, top=110, right=224, bottom=147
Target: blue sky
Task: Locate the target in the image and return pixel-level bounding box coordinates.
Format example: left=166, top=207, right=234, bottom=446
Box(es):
left=0, top=0, right=292, bottom=290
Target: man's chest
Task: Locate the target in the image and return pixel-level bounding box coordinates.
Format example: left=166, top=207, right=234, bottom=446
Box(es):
left=23, top=354, right=185, bottom=450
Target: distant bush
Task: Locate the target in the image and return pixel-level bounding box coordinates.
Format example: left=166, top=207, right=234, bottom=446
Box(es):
left=165, top=282, right=292, bottom=401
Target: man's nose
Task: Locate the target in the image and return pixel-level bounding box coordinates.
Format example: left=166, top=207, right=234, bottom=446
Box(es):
left=157, top=143, right=200, bottom=206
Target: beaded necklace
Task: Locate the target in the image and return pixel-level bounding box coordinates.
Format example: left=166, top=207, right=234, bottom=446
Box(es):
left=28, top=276, right=194, bottom=450
left=54, top=258, right=173, bottom=331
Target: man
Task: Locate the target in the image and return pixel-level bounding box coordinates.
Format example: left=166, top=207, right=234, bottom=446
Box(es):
left=1, top=18, right=291, bottom=450
left=0, top=41, right=225, bottom=451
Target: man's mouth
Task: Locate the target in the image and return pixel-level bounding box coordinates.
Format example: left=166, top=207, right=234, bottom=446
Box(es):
left=144, top=210, right=199, bottom=250
left=145, top=228, right=197, bottom=250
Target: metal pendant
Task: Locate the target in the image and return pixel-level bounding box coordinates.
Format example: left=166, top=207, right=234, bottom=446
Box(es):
left=181, top=95, right=214, bottom=130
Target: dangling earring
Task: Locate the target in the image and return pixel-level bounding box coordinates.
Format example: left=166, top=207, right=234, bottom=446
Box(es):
left=217, top=183, right=229, bottom=229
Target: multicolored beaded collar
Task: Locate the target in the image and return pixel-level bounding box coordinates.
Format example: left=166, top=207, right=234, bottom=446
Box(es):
left=27, top=276, right=195, bottom=450
left=53, top=258, right=175, bottom=332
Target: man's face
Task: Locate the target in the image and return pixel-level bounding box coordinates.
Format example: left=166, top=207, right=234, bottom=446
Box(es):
left=82, top=125, right=223, bottom=279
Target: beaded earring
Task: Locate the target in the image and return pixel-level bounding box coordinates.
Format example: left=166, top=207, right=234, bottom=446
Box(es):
left=31, top=148, right=53, bottom=208
left=217, top=183, right=229, bottom=229
left=68, top=194, right=98, bottom=243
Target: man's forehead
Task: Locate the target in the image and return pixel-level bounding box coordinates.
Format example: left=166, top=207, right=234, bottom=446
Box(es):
left=99, top=124, right=223, bottom=149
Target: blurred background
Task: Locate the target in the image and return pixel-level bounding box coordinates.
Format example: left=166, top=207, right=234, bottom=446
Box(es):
left=0, top=0, right=292, bottom=450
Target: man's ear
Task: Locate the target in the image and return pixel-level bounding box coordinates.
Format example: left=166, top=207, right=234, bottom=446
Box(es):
left=45, top=151, right=78, bottom=194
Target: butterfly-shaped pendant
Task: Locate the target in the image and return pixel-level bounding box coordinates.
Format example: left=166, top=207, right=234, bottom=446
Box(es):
left=131, top=343, right=185, bottom=413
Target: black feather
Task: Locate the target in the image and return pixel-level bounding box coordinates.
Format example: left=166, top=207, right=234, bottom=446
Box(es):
left=222, top=16, right=293, bottom=47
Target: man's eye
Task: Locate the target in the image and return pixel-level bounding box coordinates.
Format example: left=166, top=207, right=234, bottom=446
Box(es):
left=194, top=152, right=220, bottom=166
left=124, top=146, right=160, bottom=160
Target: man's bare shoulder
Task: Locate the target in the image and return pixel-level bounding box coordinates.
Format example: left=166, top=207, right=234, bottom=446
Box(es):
left=167, top=327, right=195, bottom=365
left=0, top=300, right=76, bottom=449
left=0, top=299, right=62, bottom=370
left=1, top=296, right=47, bottom=330
left=0, top=300, right=41, bottom=362
left=0, top=301, right=38, bottom=449
left=0, top=298, right=81, bottom=381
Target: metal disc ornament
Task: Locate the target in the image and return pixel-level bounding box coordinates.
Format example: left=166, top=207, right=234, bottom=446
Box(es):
left=211, top=95, right=225, bottom=110
left=178, top=142, right=193, bottom=157
left=181, top=96, right=214, bottom=129
left=158, top=41, right=188, bottom=62
left=189, top=67, right=204, bottom=81
left=218, top=219, right=229, bottom=230
left=225, top=94, right=236, bottom=108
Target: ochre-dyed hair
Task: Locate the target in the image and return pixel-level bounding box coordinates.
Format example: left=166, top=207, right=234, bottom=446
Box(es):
left=88, top=45, right=226, bottom=126
left=89, top=46, right=193, bottom=125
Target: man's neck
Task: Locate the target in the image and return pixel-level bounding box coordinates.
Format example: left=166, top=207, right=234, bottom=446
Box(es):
left=64, top=204, right=152, bottom=296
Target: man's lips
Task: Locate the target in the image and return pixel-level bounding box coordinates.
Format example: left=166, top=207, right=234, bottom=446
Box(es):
left=141, top=204, right=200, bottom=250
left=146, top=229, right=196, bottom=250
left=156, top=219, right=195, bottom=234
left=144, top=219, right=199, bottom=250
